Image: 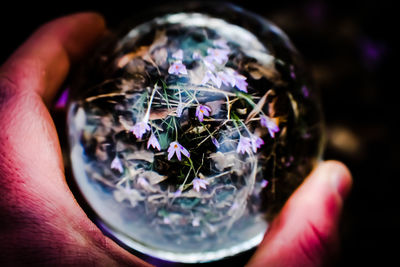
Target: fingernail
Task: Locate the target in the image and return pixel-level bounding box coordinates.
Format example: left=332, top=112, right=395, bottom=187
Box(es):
left=327, top=161, right=352, bottom=199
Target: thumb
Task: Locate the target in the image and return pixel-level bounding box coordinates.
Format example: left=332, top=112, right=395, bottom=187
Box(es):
left=247, top=161, right=352, bottom=267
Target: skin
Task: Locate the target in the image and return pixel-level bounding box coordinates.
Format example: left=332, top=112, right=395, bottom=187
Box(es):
left=0, top=13, right=352, bottom=266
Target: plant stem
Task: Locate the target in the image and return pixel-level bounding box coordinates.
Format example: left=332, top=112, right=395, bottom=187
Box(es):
left=143, top=84, right=158, bottom=123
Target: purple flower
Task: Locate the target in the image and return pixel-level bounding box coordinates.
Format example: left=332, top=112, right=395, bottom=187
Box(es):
left=301, top=85, right=309, bottom=98
left=55, top=88, right=69, bottom=109
left=201, top=70, right=221, bottom=87
left=207, top=48, right=230, bottom=64
left=261, top=179, right=269, bottom=188
left=250, top=134, right=264, bottom=153
left=192, top=51, right=201, bottom=60
left=174, top=188, right=182, bottom=197
left=217, top=71, right=236, bottom=87
left=213, top=39, right=230, bottom=50
left=236, top=136, right=252, bottom=155
left=131, top=121, right=150, bottom=139
left=192, top=217, right=201, bottom=227
left=195, top=104, right=211, bottom=122
left=111, top=156, right=124, bottom=173
left=168, top=61, right=188, bottom=75
left=260, top=115, right=280, bottom=138
left=172, top=49, right=183, bottom=60
left=147, top=133, right=161, bottom=151
left=234, top=74, right=248, bottom=92
left=211, top=137, right=220, bottom=148
left=168, top=141, right=190, bottom=161
left=176, top=102, right=184, bottom=117
left=224, top=68, right=248, bottom=92
left=290, top=65, right=296, bottom=79
left=192, top=177, right=209, bottom=192
left=203, top=57, right=216, bottom=71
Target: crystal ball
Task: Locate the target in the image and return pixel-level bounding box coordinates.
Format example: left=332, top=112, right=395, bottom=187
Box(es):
left=66, top=3, right=323, bottom=263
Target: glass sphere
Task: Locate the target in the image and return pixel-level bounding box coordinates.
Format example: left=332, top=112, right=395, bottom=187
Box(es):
left=66, top=3, right=323, bottom=263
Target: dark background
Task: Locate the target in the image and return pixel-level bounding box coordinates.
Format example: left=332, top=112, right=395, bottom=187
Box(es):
left=1, top=0, right=396, bottom=266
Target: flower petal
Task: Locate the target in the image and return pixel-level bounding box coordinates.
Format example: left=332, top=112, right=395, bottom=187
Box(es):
left=211, top=137, right=220, bottom=148
left=175, top=147, right=182, bottom=161
left=155, top=140, right=161, bottom=151
left=179, top=66, right=188, bottom=75
left=213, top=39, right=229, bottom=49
left=172, top=49, right=183, bottom=60
left=180, top=145, right=190, bottom=158
left=174, top=189, right=182, bottom=197
left=168, top=61, right=187, bottom=75
left=193, top=183, right=200, bottom=192
left=261, top=179, right=269, bottom=188
left=192, top=51, right=201, bottom=60
left=198, top=112, right=204, bottom=122
left=260, top=115, right=280, bottom=138
left=235, top=79, right=248, bottom=93
left=168, top=146, right=175, bottom=160
left=147, top=134, right=161, bottom=151
left=237, top=136, right=252, bottom=155
left=111, top=156, right=123, bottom=173
left=176, top=103, right=184, bottom=117
left=168, top=64, right=176, bottom=75
left=210, top=73, right=222, bottom=88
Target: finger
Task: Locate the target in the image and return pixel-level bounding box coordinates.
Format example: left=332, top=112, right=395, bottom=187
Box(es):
left=247, top=161, right=352, bottom=267
left=0, top=12, right=105, bottom=104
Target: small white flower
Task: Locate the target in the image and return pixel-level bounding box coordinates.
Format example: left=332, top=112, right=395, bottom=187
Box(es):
left=250, top=134, right=264, bottom=153
left=203, top=56, right=216, bottom=71
left=163, top=216, right=171, bottom=224
left=192, top=177, right=209, bottom=192
left=172, top=49, right=183, bottom=60
left=201, top=70, right=222, bottom=88
left=195, top=104, right=211, bottom=122
left=168, top=61, right=188, bottom=75
left=147, top=133, right=161, bottom=151
left=225, top=68, right=248, bottom=92
left=207, top=48, right=230, bottom=64
left=192, top=51, right=201, bottom=60
left=236, top=136, right=252, bottom=155
left=217, top=71, right=236, bottom=87
left=131, top=121, right=150, bottom=139
left=235, top=76, right=248, bottom=92
left=176, top=102, right=184, bottom=117
left=111, top=156, right=124, bottom=173
left=213, top=39, right=230, bottom=50
left=260, top=115, right=280, bottom=138
left=192, top=217, right=201, bottom=227
left=168, top=141, right=190, bottom=161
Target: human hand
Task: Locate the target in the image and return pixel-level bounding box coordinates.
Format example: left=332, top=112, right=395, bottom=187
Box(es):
left=0, top=12, right=150, bottom=266
left=0, top=13, right=352, bottom=266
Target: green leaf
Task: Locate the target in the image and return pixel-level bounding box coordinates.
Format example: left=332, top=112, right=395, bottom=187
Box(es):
left=157, top=133, right=171, bottom=150
left=237, top=91, right=256, bottom=108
